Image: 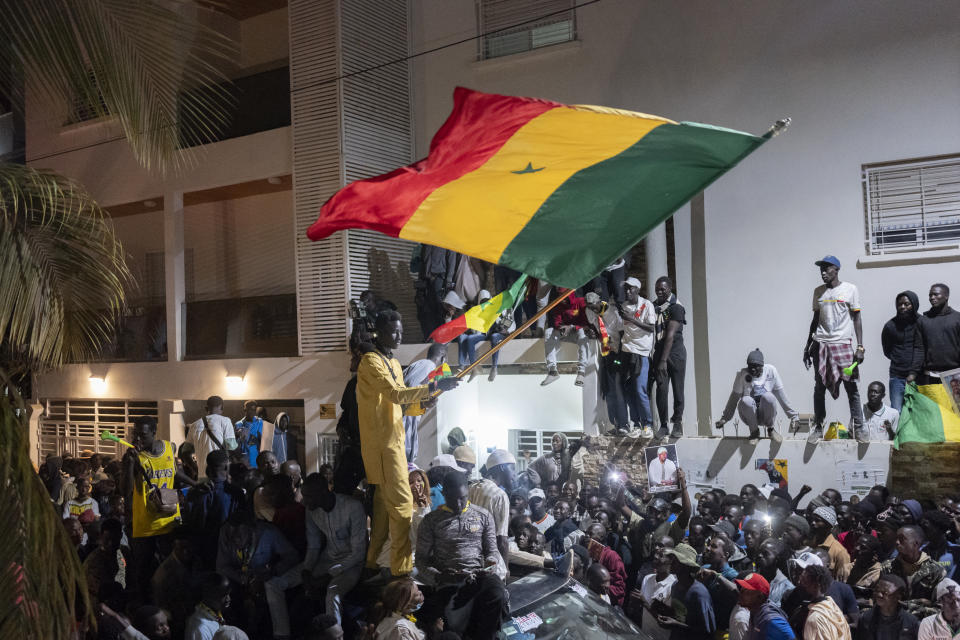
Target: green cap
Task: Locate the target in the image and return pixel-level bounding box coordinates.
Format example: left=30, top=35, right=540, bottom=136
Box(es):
left=666, top=543, right=700, bottom=569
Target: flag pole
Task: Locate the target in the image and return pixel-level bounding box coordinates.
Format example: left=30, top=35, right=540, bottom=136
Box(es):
left=439, top=287, right=575, bottom=391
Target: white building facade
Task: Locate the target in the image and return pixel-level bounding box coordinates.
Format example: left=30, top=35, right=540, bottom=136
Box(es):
left=30, top=0, right=960, bottom=495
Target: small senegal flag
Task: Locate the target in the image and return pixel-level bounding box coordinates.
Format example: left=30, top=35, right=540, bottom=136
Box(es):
left=308, top=87, right=772, bottom=288
left=894, top=382, right=960, bottom=449
left=427, top=362, right=452, bottom=381
left=429, top=275, right=528, bottom=344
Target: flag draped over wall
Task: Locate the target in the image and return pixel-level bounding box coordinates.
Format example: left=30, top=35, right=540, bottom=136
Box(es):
left=429, top=275, right=527, bottom=344
left=308, top=87, right=768, bottom=288
left=894, top=383, right=960, bottom=448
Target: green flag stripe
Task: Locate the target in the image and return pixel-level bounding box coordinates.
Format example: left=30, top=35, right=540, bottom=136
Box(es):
left=893, top=384, right=946, bottom=449
left=499, top=122, right=764, bottom=288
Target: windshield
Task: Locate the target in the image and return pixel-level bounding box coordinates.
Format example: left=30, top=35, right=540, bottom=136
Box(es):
left=500, top=579, right=649, bottom=639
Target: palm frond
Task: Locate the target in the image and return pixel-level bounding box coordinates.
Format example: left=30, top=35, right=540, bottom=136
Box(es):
left=0, top=0, right=237, bottom=175
left=0, top=371, right=90, bottom=639
left=0, top=163, right=132, bottom=374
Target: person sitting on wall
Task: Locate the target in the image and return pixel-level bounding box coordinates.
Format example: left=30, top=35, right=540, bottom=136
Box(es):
left=541, top=288, right=590, bottom=387
left=716, top=348, right=799, bottom=444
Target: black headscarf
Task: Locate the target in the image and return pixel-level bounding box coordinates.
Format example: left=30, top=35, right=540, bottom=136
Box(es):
left=894, top=290, right=920, bottom=327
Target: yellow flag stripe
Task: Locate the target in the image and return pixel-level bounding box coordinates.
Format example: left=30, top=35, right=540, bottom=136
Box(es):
left=399, top=106, right=669, bottom=261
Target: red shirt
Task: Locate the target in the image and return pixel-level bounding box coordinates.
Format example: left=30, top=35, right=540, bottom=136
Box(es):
left=549, top=293, right=588, bottom=330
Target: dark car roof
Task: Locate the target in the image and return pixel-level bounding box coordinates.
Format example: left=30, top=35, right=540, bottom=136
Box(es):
left=507, top=571, right=578, bottom=613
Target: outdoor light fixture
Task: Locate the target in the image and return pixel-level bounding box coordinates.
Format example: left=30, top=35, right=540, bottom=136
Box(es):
left=225, top=374, right=246, bottom=393
left=143, top=199, right=158, bottom=208
left=267, top=176, right=283, bottom=185
left=88, top=375, right=107, bottom=392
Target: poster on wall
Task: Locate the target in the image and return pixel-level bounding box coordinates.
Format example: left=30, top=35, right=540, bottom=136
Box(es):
left=942, top=367, right=960, bottom=417
left=645, top=444, right=680, bottom=492
left=755, top=458, right=788, bottom=492
left=836, top=460, right=887, bottom=499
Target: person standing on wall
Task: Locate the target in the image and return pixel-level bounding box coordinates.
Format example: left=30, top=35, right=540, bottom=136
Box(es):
left=357, top=310, right=459, bottom=577
left=880, top=291, right=924, bottom=411
left=618, top=277, right=657, bottom=438
left=803, top=256, right=866, bottom=443
left=918, top=283, right=960, bottom=385
left=649, top=276, right=687, bottom=440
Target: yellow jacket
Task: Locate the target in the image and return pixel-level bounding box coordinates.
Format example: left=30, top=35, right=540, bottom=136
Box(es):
left=357, top=351, right=431, bottom=486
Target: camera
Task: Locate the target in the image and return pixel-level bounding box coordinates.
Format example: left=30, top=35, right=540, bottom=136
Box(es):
left=348, top=299, right=366, bottom=321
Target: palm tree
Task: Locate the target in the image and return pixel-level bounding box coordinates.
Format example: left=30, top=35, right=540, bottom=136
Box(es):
left=0, top=1, right=234, bottom=636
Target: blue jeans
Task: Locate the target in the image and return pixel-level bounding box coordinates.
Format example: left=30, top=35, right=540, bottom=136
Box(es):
left=625, top=354, right=653, bottom=427
left=889, top=376, right=907, bottom=411
left=458, top=332, right=504, bottom=367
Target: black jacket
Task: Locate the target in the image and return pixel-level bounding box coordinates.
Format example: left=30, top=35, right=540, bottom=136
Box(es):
left=881, top=290, right=925, bottom=378
left=919, top=304, right=960, bottom=372
left=853, top=606, right=919, bottom=640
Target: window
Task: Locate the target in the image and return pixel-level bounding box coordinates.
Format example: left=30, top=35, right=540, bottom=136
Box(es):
left=66, top=68, right=108, bottom=125
left=863, top=154, right=960, bottom=254
left=510, top=429, right=583, bottom=471
left=478, top=0, right=576, bottom=60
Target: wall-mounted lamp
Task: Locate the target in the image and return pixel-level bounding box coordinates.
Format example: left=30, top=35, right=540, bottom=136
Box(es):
left=88, top=375, right=107, bottom=392
left=225, top=374, right=246, bottom=394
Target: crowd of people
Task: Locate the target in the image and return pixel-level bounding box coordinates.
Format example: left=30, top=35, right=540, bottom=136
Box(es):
left=423, top=253, right=958, bottom=445
left=40, top=249, right=959, bottom=640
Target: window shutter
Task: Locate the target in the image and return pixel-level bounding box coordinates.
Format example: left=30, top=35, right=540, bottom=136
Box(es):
left=863, top=155, right=960, bottom=254
left=478, top=0, right=576, bottom=59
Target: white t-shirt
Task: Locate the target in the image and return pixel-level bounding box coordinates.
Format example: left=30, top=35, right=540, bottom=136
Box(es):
left=188, top=414, right=236, bottom=479
left=640, top=573, right=676, bottom=640
left=813, top=281, right=861, bottom=344
left=63, top=496, right=100, bottom=520
left=620, top=298, right=656, bottom=356
left=728, top=605, right=752, bottom=640
left=731, top=364, right=785, bottom=397
left=648, top=457, right=678, bottom=488
left=863, top=403, right=899, bottom=441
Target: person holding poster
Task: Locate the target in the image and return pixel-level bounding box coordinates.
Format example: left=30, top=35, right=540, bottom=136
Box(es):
left=646, top=445, right=678, bottom=491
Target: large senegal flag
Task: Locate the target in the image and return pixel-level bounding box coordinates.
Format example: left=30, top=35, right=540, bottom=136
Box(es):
left=430, top=275, right=528, bottom=344
left=894, top=382, right=960, bottom=449
left=308, top=87, right=770, bottom=288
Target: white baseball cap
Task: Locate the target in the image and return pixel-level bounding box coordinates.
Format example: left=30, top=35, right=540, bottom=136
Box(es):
left=624, top=277, right=643, bottom=291
left=485, top=449, right=517, bottom=470
left=429, top=454, right=463, bottom=471
left=528, top=488, right=546, bottom=500
left=478, top=290, right=491, bottom=302
left=443, top=291, right=465, bottom=309
left=790, top=551, right=823, bottom=570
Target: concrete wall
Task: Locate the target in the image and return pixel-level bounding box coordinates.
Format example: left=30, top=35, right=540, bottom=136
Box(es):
left=410, top=0, right=960, bottom=432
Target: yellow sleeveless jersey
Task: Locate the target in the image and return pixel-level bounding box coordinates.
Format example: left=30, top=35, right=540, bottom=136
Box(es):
left=131, top=440, right=180, bottom=538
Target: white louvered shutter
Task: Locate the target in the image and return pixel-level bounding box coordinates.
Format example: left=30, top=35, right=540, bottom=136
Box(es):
left=863, top=155, right=960, bottom=254
left=290, top=0, right=349, bottom=353
left=291, top=0, right=417, bottom=352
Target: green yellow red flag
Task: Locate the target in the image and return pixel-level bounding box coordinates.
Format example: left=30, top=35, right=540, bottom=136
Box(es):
left=429, top=275, right=527, bottom=344
left=308, top=87, right=769, bottom=288
left=894, top=382, right=960, bottom=448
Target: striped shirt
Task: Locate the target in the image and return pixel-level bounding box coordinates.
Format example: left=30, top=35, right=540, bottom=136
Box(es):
left=415, top=503, right=501, bottom=586
left=468, top=479, right=509, bottom=537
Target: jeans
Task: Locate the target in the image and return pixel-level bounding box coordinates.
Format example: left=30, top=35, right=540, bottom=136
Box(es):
left=812, top=345, right=863, bottom=428
left=600, top=353, right=628, bottom=428
left=265, top=563, right=362, bottom=634
left=738, top=393, right=777, bottom=432
left=458, top=332, right=505, bottom=367
left=889, top=376, right=907, bottom=411
left=544, top=326, right=588, bottom=373
left=624, top=353, right=653, bottom=427
left=649, top=352, right=685, bottom=429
